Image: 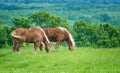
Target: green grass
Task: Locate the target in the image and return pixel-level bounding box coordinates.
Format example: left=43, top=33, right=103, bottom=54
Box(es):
left=0, top=45, right=120, bottom=73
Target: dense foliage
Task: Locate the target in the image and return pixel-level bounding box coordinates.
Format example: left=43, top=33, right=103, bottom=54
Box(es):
left=0, top=0, right=120, bottom=4
left=0, top=12, right=120, bottom=48
left=13, top=18, right=31, bottom=28
left=0, top=24, right=15, bottom=48
left=73, top=20, right=120, bottom=48
left=29, top=12, right=70, bottom=29
left=0, top=2, right=120, bottom=27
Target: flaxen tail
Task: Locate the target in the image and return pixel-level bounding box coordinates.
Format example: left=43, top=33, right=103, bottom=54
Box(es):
left=11, top=31, right=23, bottom=39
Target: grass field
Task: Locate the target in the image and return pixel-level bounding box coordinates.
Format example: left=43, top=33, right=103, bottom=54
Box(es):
left=0, top=45, right=120, bottom=73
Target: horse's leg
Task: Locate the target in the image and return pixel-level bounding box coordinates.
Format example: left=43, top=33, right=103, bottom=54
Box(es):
left=34, top=42, right=40, bottom=54
left=55, top=41, right=61, bottom=49
left=16, top=41, right=23, bottom=52
left=39, top=42, right=43, bottom=52
left=12, top=38, right=17, bottom=52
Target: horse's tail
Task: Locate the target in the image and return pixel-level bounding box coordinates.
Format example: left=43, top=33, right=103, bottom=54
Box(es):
left=58, top=27, right=75, bottom=48
left=11, top=31, right=23, bottom=39
left=40, top=28, right=50, bottom=44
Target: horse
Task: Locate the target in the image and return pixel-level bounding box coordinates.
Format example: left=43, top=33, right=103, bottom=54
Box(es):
left=40, top=27, right=75, bottom=51
left=11, top=27, right=51, bottom=54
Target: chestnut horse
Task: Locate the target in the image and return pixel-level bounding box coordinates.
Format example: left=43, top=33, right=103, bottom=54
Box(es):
left=11, top=27, right=50, bottom=53
left=40, top=27, right=75, bottom=51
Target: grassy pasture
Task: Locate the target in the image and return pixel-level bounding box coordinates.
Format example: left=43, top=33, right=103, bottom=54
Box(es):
left=0, top=45, right=120, bottom=73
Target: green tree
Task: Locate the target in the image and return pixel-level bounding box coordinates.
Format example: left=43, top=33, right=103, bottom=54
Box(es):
left=29, top=12, right=51, bottom=27
left=73, top=20, right=89, bottom=46
left=13, top=18, right=31, bottom=28
left=29, top=12, right=70, bottom=30
left=100, top=13, right=110, bottom=22
left=0, top=26, right=8, bottom=48
left=102, top=24, right=120, bottom=47
left=73, top=20, right=120, bottom=48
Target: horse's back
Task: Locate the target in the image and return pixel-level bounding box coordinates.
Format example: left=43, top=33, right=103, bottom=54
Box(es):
left=27, top=27, right=43, bottom=41
left=43, top=28, right=66, bottom=42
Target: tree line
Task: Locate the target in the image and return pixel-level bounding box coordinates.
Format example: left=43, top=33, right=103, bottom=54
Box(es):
left=0, top=12, right=120, bottom=48
left=73, top=21, right=120, bottom=48
left=1, top=0, right=120, bottom=4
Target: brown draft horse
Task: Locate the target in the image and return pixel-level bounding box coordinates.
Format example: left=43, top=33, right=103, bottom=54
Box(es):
left=11, top=27, right=50, bottom=53
left=40, top=27, right=75, bottom=51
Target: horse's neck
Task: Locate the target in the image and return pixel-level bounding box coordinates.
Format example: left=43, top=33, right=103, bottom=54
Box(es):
left=43, top=38, right=50, bottom=45
left=66, top=38, right=73, bottom=47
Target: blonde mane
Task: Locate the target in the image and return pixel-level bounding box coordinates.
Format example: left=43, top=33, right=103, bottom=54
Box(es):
left=58, top=27, right=75, bottom=47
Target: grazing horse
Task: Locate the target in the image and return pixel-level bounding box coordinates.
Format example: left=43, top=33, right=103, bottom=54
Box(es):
left=40, top=27, right=75, bottom=51
left=11, top=27, right=50, bottom=53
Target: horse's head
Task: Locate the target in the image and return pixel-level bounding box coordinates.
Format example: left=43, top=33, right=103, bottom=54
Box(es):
left=45, top=42, right=51, bottom=53
left=56, top=27, right=76, bottom=51
left=69, top=45, right=75, bottom=51
left=65, top=31, right=75, bottom=51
